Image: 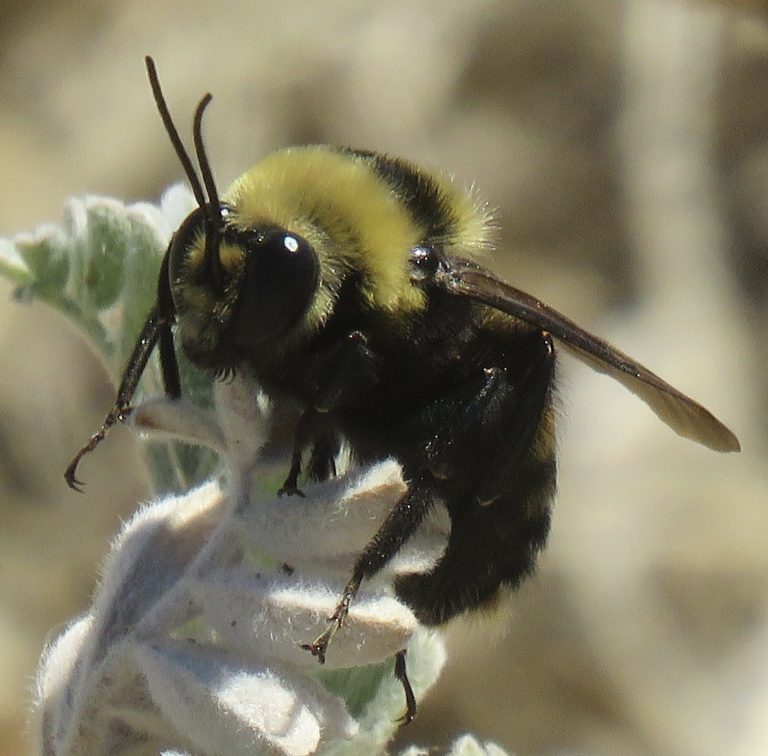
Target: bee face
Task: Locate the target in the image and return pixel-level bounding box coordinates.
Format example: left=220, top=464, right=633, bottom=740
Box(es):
left=168, top=203, right=321, bottom=371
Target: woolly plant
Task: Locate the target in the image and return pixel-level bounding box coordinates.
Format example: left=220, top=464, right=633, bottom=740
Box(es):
left=2, top=189, right=510, bottom=755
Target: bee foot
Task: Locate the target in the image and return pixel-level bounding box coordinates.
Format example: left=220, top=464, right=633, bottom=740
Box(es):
left=299, top=638, right=328, bottom=664
left=300, top=592, right=353, bottom=664
left=394, top=649, right=417, bottom=725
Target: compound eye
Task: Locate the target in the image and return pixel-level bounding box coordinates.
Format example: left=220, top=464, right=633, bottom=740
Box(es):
left=167, top=206, right=207, bottom=290
left=232, top=229, right=320, bottom=347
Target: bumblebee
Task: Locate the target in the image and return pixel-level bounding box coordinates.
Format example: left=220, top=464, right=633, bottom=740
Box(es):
left=66, top=58, right=740, bottom=722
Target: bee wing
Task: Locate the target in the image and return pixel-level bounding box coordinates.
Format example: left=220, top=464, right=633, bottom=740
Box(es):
left=436, top=259, right=740, bottom=452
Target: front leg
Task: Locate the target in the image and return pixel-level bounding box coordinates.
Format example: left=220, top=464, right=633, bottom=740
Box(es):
left=277, top=410, right=317, bottom=497
left=311, top=330, right=380, bottom=413
left=279, top=330, right=380, bottom=494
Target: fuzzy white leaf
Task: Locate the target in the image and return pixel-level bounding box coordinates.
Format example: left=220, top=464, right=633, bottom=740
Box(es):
left=36, top=370, right=450, bottom=754
left=445, top=735, right=510, bottom=756
left=37, top=616, right=93, bottom=754
left=241, top=460, right=439, bottom=571
left=92, top=482, right=227, bottom=643
left=136, top=641, right=358, bottom=755
left=130, top=399, right=227, bottom=453
left=190, top=570, right=418, bottom=669
left=212, top=378, right=273, bottom=469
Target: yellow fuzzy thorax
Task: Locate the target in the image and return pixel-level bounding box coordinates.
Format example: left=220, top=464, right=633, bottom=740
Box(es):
left=224, top=146, right=492, bottom=332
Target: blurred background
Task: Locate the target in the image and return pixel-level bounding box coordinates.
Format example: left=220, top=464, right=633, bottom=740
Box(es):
left=1, top=0, right=767, bottom=753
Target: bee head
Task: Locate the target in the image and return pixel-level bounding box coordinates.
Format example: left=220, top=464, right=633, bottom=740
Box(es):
left=168, top=209, right=320, bottom=369
left=146, top=57, right=320, bottom=371
left=63, top=59, right=322, bottom=490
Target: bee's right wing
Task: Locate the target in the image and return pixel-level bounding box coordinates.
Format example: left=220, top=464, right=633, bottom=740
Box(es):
left=435, top=258, right=740, bottom=453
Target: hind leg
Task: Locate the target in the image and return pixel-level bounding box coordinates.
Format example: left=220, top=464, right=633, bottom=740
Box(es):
left=397, top=332, right=557, bottom=624
left=303, top=332, right=555, bottom=650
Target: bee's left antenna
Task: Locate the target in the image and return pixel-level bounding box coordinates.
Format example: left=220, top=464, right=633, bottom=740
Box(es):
left=144, top=56, right=208, bottom=209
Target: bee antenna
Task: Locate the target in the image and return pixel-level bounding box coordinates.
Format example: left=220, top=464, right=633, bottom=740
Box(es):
left=192, top=94, right=221, bottom=212
left=144, top=55, right=207, bottom=210
left=192, top=92, right=224, bottom=291
left=146, top=56, right=225, bottom=292
left=192, top=92, right=226, bottom=291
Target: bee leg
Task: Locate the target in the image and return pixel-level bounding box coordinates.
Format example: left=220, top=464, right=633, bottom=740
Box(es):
left=394, top=649, right=416, bottom=725
left=301, top=477, right=435, bottom=662
left=280, top=331, right=377, bottom=495
left=279, top=411, right=343, bottom=494
left=311, top=330, right=379, bottom=413
left=65, top=244, right=179, bottom=491
left=156, top=242, right=181, bottom=398
left=65, top=302, right=177, bottom=490
left=277, top=408, right=325, bottom=497
left=306, top=430, right=339, bottom=482
left=397, top=332, right=556, bottom=625
left=277, top=446, right=305, bottom=498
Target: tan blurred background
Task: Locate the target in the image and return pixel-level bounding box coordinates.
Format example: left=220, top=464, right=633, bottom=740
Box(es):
left=1, top=1, right=767, bottom=754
